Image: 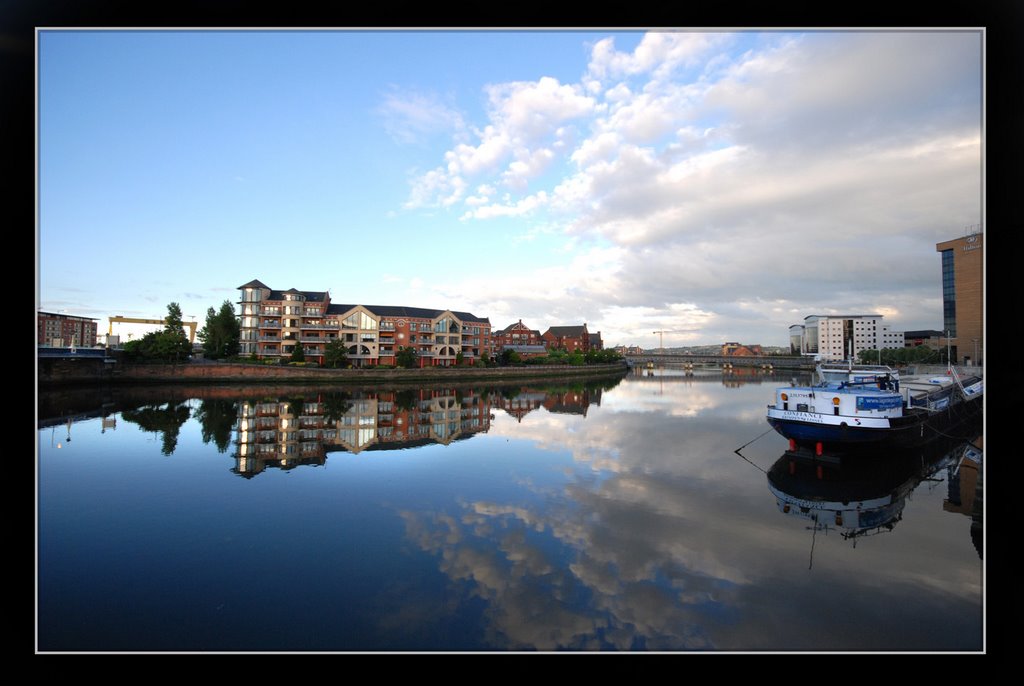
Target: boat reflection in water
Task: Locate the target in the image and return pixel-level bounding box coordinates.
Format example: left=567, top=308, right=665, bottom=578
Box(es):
left=766, top=421, right=983, bottom=558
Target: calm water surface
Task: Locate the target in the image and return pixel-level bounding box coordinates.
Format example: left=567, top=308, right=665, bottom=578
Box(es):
left=37, top=368, right=984, bottom=652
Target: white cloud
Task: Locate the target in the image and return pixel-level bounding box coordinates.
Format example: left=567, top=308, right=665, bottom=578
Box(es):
left=586, top=33, right=724, bottom=83
left=377, top=88, right=466, bottom=145
left=403, top=30, right=981, bottom=346
left=484, top=76, right=596, bottom=144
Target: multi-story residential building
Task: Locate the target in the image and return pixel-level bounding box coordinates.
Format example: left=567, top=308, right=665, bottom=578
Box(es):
left=494, top=320, right=544, bottom=349
left=790, top=315, right=904, bottom=361
left=542, top=324, right=590, bottom=353
left=588, top=332, right=604, bottom=351
left=493, top=320, right=547, bottom=358
left=38, top=311, right=98, bottom=348
left=936, top=229, right=983, bottom=365
left=238, top=280, right=491, bottom=366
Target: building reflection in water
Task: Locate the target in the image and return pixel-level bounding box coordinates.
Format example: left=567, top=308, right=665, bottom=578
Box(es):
left=232, top=385, right=606, bottom=478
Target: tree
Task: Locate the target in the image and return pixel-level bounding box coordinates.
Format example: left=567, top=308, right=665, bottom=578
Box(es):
left=289, top=341, right=306, bottom=363
left=161, top=302, right=193, bottom=362
left=396, top=346, right=418, bottom=369
left=198, top=300, right=240, bottom=360
left=498, top=349, right=521, bottom=366
left=122, top=302, right=193, bottom=363
left=323, top=339, right=348, bottom=368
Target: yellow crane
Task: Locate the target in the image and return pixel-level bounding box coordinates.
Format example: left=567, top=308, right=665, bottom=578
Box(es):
left=108, top=316, right=198, bottom=343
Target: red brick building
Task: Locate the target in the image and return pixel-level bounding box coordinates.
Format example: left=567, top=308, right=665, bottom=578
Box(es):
left=542, top=324, right=591, bottom=353
left=38, top=311, right=98, bottom=347
left=494, top=320, right=544, bottom=348
left=721, top=342, right=763, bottom=356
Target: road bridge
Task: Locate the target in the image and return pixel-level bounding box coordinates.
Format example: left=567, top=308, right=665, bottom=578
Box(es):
left=624, top=352, right=815, bottom=371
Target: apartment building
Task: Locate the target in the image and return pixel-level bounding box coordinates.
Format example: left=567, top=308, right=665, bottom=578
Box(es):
left=936, top=229, right=983, bottom=365
left=494, top=320, right=544, bottom=348
left=38, top=311, right=98, bottom=348
left=791, top=315, right=905, bottom=361
left=542, top=324, right=591, bottom=353
left=238, top=279, right=492, bottom=366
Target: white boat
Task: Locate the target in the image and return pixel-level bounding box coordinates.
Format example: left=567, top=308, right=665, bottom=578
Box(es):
left=765, top=359, right=983, bottom=451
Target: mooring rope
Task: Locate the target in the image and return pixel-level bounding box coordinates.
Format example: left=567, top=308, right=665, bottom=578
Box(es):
left=735, top=425, right=776, bottom=453
left=733, top=426, right=777, bottom=473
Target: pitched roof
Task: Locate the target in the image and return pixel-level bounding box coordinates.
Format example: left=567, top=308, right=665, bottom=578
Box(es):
left=268, top=289, right=329, bottom=302
left=326, top=304, right=489, bottom=325
left=497, top=320, right=540, bottom=335
left=545, top=325, right=588, bottom=337
left=238, top=279, right=270, bottom=289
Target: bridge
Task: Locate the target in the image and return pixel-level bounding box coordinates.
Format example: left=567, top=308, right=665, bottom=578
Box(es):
left=624, top=352, right=815, bottom=370
left=108, top=316, right=198, bottom=343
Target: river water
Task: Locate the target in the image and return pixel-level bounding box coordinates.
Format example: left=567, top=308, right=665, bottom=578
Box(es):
left=36, top=367, right=984, bottom=652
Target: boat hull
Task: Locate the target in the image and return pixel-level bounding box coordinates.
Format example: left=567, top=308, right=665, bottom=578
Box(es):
left=766, top=393, right=982, bottom=450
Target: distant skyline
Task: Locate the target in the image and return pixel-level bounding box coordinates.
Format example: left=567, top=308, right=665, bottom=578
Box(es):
left=36, top=28, right=983, bottom=348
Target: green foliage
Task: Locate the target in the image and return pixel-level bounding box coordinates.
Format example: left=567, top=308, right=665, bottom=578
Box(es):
left=498, top=349, right=521, bottom=366
left=193, top=398, right=238, bottom=453
left=121, top=302, right=193, bottom=363
left=396, top=346, right=418, bottom=369
left=120, top=401, right=192, bottom=455
left=856, top=346, right=943, bottom=366
left=289, top=342, right=306, bottom=363
left=197, top=300, right=240, bottom=360
left=544, top=348, right=568, bottom=364
left=394, top=389, right=418, bottom=411
left=323, top=339, right=348, bottom=369
left=322, top=391, right=354, bottom=424
left=164, top=302, right=186, bottom=336
left=584, top=348, right=623, bottom=364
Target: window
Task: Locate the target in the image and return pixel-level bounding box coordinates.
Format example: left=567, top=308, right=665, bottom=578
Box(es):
left=343, top=311, right=378, bottom=330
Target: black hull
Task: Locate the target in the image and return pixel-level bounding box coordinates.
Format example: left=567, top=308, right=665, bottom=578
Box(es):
left=772, top=393, right=982, bottom=453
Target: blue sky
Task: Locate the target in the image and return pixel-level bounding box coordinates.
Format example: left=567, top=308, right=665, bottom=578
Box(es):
left=37, top=29, right=983, bottom=348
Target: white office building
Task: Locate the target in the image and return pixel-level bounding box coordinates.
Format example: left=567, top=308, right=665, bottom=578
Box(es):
left=791, top=315, right=905, bottom=361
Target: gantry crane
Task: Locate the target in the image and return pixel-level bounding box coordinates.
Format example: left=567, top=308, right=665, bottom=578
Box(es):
left=108, top=316, right=198, bottom=343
